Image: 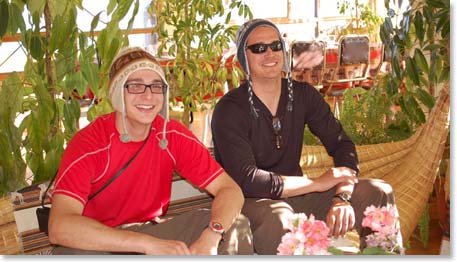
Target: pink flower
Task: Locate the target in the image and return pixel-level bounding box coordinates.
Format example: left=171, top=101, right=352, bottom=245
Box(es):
left=277, top=213, right=331, bottom=255
left=278, top=206, right=401, bottom=255
left=362, top=205, right=397, bottom=232
left=362, top=205, right=400, bottom=253
left=277, top=232, right=301, bottom=255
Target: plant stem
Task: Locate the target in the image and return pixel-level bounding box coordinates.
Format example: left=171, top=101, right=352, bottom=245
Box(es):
left=44, top=0, right=55, bottom=97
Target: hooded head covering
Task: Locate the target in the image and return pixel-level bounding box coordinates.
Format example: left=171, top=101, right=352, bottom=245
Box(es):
left=235, top=18, right=293, bottom=118
left=108, top=46, right=169, bottom=149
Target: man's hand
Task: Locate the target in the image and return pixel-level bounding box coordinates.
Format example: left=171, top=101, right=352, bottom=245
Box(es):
left=143, top=239, right=192, bottom=255
left=281, top=167, right=357, bottom=198
left=325, top=200, right=355, bottom=238
left=313, top=167, right=358, bottom=192
left=188, top=228, right=221, bottom=255
left=293, top=49, right=324, bottom=70
left=49, top=194, right=194, bottom=255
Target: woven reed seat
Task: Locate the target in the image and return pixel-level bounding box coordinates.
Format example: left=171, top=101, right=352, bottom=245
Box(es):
left=300, top=82, right=450, bottom=245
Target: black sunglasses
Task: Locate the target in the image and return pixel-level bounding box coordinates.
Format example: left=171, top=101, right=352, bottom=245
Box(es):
left=272, top=116, right=283, bottom=150
left=246, top=40, right=283, bottom=54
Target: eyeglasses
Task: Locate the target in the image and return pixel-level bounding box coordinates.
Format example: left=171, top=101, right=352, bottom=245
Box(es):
left=124, top=83, right=167, bottom=94
left=272, top=116, right=283, bottom=150
left=246, top=40, right=283, bottom=54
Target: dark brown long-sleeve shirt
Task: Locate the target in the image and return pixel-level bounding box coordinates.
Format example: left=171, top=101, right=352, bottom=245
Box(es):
left=211, top=79, right=358, bottom=199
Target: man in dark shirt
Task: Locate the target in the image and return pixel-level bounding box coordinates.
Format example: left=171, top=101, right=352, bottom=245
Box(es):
left=211, top=19, right=403, bottom=254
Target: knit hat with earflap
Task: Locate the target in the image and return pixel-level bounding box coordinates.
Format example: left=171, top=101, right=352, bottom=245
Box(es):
left=235, top=18, right=293, bottom=118
left=108, top=46, right=169, bottom=149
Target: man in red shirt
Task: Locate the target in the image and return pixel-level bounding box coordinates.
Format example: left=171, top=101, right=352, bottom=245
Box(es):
left=48, top=46, right=253, bottom=255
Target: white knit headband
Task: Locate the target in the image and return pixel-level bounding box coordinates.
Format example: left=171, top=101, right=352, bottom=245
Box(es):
left=108, top=47, right=170, bottom=147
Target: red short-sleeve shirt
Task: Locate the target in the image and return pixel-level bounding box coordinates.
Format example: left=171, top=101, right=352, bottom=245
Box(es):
left=51, top=112, right=222, bottom=227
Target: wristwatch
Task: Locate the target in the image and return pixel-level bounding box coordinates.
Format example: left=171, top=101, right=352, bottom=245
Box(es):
left=208, top=221, right=225, bottom=242
left=333, top=192, right=352, bottom=204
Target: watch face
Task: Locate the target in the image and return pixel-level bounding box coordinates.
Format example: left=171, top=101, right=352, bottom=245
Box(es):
left=340, top=193, right=351, bottom=201
left=210, top=222, right=224, bottom=233
left=334, top=192, right=351, bottom=203
left=211, top=222, right=223, bottom=231
left=209, top=222, right=225, bottom=242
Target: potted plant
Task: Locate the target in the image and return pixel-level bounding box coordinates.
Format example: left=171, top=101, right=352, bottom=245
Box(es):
left=153, top=0, right=251, bottom=126
left=0, top=0, right=140, bottom=196
left=319, top=0, right=450, bottom=145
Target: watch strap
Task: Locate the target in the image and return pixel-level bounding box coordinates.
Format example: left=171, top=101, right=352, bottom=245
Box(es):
left=333, top=192, right=352, bottom=203
left=208, top=222, right=225, bottom=242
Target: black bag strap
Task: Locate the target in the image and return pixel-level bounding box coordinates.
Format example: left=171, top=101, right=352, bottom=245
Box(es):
left=41, top=130, right=151, bottom=206
left=88, top=131, right=150, bottom=200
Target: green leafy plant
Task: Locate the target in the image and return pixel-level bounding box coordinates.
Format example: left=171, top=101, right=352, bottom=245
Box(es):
left=416, top=203, right=430, bottom=248
left=154, top=0, right=251, bottom=126
left=377, top=1, right=449, bottom=246
left=379, top=0, right=449, bottom=126
left=0, top=0, right=140, bottom=196
left=336, top=0, right=384, bottom=42
left=339, top=79, right=414, bottom=145
left=336, top=0, right=449, bottom=145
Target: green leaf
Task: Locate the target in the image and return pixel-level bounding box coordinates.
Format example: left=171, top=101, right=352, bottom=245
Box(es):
left=90, top=11, right=101, bottom=32
left=414, top=88, right=435, bottom=109
left=435, top=10, right=449, bottom=36
left=327, top=246, right=344, bottom=255
left=434, top=56, right=444, bottom=83
left=427, top=0, right=447, bottom=8
left=380, top=22, right=391, bottom=44
left=414, top=49, right=429, bottom=74
left=441, top=20, right=450, bottom=39
left=80, top=58, right=100, bottom=98
left=398, top=96, right=410, bottom=120
left=405, top=57, right=420, bottom=86
left=65, top=71, right=86, bottom=98
left=125, top=0, right=139, bottom=33
left=49, top=15, right=63, bottom=53
left=8, top=3, right=26, bottom=35
left=30, top=33, right=44, bottom=60
left=360, top=247, right=393, bottom=255
left=225, top=12, right=231, bottom=24
left=49, top=0, right=67, bottom=19
left=413, top=12, right=424, bottom=45
left=62, top=98, right=80, bottom=140
left=405, top=94, right=426, bottom=124
left=0, top=0, right=9, bottom=38
left=26, top=0, right=45, bottom=16
left=429, top=49, right=439, bottom=84
left=439, top=64, right=450, bottom=82
left=391, top=56, right=402, bottom=81
left=86, top=98, right=113, bottom=122
left=107, top=0, right=117, bottom=15
left=112, top=0, right=133, bottom=21
left=39, top=147, right=61, bottom=183
left=417, top=203, right=430, bottom=248
left=0, top=73, right=24, bottom=115
left=106, top=38, right=120, bottom=66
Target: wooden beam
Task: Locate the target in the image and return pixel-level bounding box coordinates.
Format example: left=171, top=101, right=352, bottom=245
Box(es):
left=1, top=27, right=155, bottom=43
left=0, top=72, right=23, bottom=82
